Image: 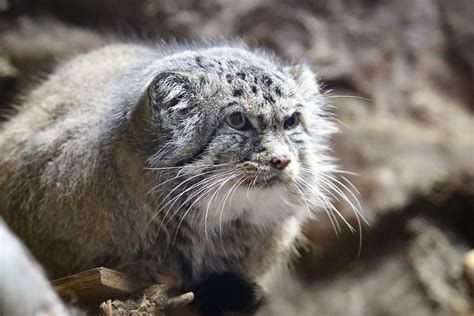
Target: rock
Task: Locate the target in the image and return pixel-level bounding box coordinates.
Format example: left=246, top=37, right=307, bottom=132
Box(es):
left=407, top=218, right=471, bottom=315
left=463, top=250, right=474, bottom=302
left=0, top=16, right=103, bottom=72
left=0, top=219, right=72, bottom=316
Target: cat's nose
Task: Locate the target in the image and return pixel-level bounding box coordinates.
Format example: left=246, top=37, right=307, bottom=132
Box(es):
left=269, top=154, right=291, bottom=170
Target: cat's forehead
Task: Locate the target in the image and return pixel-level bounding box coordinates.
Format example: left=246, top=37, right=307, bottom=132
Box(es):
left=185, top=52, right=293, bottom=95
left=171, top=51, right=303, bottom=117
left=196, top=60, right=298, bottom=116
left=221, top=71, right=294, bottom=115
left=223, top=66, right=290, bottom=98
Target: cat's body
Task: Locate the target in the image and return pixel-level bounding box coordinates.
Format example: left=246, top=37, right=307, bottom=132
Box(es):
left=0, top=42, right=337, bottom=313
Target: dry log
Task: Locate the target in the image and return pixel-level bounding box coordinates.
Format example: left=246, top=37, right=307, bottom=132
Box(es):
left=52, top=267, right=195, bottom=315
left=52, top=267, right=148, bottom=312
left=408, top=219, right=472, bottom=315
left=98, top=286, right=195, bottom=316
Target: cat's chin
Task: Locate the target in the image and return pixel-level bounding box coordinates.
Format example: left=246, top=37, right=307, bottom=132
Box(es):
left=240, top=171, right=298, bottom=189
left=250, top=175, right=281, bottom=188
left=198, top=183, right=301, bottom=230
left=259, top=175, right=297, bottom=188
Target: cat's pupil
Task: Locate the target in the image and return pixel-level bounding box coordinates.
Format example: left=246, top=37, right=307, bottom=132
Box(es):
left=229, top=112, right=245, bottom=128
left=284, top=113, right=299, bottom=129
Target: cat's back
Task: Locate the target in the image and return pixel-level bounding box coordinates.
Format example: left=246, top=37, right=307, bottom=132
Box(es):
left=1, top=43, right=157, bottom=138
left=0, top=44, right=162, bottom=274
left=0, top=43, right=158, bottom=220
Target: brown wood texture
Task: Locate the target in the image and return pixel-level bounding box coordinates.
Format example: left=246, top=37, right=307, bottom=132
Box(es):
left=52, top=267, right=148, bottom=311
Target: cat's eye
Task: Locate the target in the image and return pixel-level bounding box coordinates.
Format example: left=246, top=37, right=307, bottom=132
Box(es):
left=284, top=113, right=300, bottom=129
left=226, top=112, right=252, bottom=131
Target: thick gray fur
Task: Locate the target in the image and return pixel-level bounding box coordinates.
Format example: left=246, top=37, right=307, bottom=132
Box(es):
left=0, top=41, right=338, bottom=288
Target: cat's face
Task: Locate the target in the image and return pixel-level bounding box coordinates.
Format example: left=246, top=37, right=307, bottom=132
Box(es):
left=146, top=48, right=337, bottom=229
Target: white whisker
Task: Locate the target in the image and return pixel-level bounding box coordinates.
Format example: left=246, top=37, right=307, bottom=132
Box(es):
left=171, top=174, right=237, bottom=243
left=326, top=95, right=374, bottom=103
left=218, top=174, right=246, bottom=237
left=293, top=180, right=313, bottom=220
left=203, top=174, right=237, bottom=239
left=146, top=168, right=228, bottom=229
left=296, top=176, right=341, bottom=235
left=160, top=171, right=233, bottom=229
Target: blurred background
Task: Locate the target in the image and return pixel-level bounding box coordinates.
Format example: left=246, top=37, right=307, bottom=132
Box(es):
left=0, top=0, right=473, bottom=315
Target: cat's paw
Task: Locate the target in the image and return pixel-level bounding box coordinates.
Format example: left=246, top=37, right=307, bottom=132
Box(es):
left=187, top=273, right=265, bottom=316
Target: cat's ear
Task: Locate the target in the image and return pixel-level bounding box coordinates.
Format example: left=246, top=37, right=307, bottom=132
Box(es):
left=285, top=64, right=321, bottom=100
left=148, top=71, right=193, bottom=114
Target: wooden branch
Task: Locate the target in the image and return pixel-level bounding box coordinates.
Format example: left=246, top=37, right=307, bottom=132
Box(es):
left=52, top=267, right=148, bottom=312
left=51, top=267, right=195, bottom=314
left=163, top=291, right=195, bottom=310
left=98, top=284, right=195, bottom=315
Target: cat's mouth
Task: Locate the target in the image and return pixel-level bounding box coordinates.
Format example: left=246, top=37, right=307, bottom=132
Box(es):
left=235, top=161, right=297, bottom=188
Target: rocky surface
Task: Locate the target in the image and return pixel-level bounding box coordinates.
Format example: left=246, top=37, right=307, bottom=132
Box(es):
left=0, top=0, right=473, bottom=315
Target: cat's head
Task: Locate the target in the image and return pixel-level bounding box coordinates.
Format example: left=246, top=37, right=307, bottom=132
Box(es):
left=144, top=45, right=338, bottom=230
